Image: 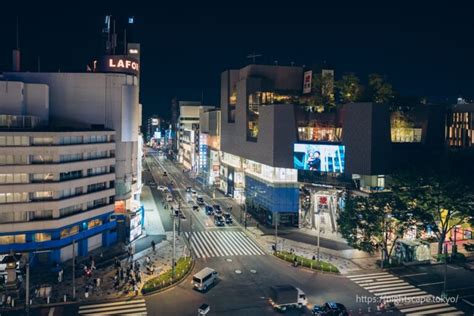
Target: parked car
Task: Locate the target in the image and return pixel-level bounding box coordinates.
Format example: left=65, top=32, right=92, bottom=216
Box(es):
left=192, top=205, right=200, bottom=211
left=213, top=204, right=222, bottom=215
left=214, top=215, right=225, bottom=226
left=157, top=185, right=167, bottom=191
left=312, top=302, right=348, bottom=316
left=166, top=194, right=173, bottom=202
left=223, top=212, right=233, bottom=224
left=205, top=205, right=214, bottom=216
left=191, top=190, right=197, bottom=196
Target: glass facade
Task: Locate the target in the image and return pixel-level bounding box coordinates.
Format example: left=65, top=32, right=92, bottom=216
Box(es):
left=245, top=175, right=299, bottom=213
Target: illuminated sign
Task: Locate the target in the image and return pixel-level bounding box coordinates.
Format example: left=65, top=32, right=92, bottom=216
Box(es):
left=152, top=118, right=159, bottom=126
left=98, top=55, right=139, bottom=76
left=294, top=143, right=345, bottom=173
left=129, top=48, right=139, bottom=54
left=303, top=70, right=312, bottom=94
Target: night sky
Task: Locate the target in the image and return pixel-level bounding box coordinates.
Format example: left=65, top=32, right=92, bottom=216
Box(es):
left=1, top=4, right=473, bottom=120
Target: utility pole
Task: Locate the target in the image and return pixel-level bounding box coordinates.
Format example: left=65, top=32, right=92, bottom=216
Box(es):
left=172, top=214, right=176, bottom=280
left=274, top=212, right=279, bottom=252
left=317, top=212, right=320, bottom=262
left=25, top=262, right=30, bottom=313
left=72, top=239, right=76, bottom=300
left=443, top=243, right=448, bottom=297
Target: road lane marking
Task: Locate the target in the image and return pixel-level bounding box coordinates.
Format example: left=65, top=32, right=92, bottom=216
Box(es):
left=399, top=272, right=428, bottom=277
left=193, top=232, right=212, bottom=257
left=226, top=231, right=252, bottom=255
left=462, top=298, right=474, bottom=306
left=200, top=231, right=224, bottom=256
left=363, top=281, right=407, bottom=290
left=237, top=231, right=265, bottom=255
left=373, top=288, right=424, bottom=296
left=406, top=306, right=459, bottom=315
left=347, top=272, right=390, bottom=278
left=400, top=303, right=449, bottom=313
left=368, top=285, right=415, bottom=293
left=208, top=231, right=230, bottom=256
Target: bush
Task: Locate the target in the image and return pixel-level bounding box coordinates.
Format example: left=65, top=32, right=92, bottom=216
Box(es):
left=274, top=251, right=339, bottom=273
left=451, top=252, right=466, bottom=262
left=435, top=253, right=450, bottom=262
left=142, top=257, right=193, bottom=294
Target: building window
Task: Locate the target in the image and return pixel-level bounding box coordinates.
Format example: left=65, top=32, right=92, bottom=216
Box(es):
left=30, top=154, right=53, bottom=164
left=87, top=166, right=108, bottom=176
left=32, top=173, right=54, bottom=183
left=33, top=191, right=54, bottom=201
left=31, top=137, right=53, bottom=145
left=87, top=182, right=106, bottom=193
left=27, top=209, right=53, bottom=221
left=35, top=233, right=51, bottom=242
left=59, top=205, right=83, bottom=217
left=60, top=136, right=82, bottom=145
left=86, top=151, right=108, bottom=160
left=228, top=82, right=237, bottom=123
left=60, top=225, right=79, bottom=238
left=0, top=234, right=25, bottom=244
left=0, top=136, right=29, bottom=146
left=60, top=153, right=83, bottom=162
left=0, top=155, right=28, bottom=165
left=0, top=173, right=28, bottom=184
left=60, top=170, right=82, bottom=181
left=0, top=192, right=28, bottom=204
left=88, top=218, right=103, bottom=229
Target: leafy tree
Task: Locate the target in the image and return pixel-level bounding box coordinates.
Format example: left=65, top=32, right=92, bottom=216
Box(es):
left=338, top=192, right=410, bottom=262
left=367, top=73, right=394, bottom=104
left=391, top=168, right=474, bottom=255
left=335, top=73, right=363, bottom=103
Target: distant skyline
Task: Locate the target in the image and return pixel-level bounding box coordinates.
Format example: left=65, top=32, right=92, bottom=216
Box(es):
left=1, top=4, right=473, bottom=120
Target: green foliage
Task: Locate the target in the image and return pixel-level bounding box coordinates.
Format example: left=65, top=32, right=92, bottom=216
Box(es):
left=274, top=251, right=339, bottom=273
left=451, top=252, right=466, bottom=262
left=337, top=192, right=410, bottom=259
left=142, top=257, right=193, bottom=294
left=335, top=73, right=363, bottom=103
left=390, top=166, right=474, bottom=254
left=368, top=73, right=394, bottom=104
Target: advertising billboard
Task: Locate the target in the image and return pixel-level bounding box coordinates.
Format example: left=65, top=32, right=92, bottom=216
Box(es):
left=303, top=70, right=312, bottom=94
left=97, top=55, right=139, bottom=76
left=293, top=143, right=345, bottom=173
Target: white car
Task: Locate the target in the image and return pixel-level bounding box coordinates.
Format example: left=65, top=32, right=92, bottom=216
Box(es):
left=166, top=194, right=173, bottom=202
left=157, top=185, right=167, bottom=191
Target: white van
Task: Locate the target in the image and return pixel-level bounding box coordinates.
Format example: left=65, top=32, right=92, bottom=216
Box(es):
left=193, top=267, right=218, bottom=292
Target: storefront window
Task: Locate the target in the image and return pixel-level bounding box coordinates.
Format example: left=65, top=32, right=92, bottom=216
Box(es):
left=88, top=218, right=103, bottom=229
left=35, top=233, right=51, bottom=242
left=60, top=225, right=79, bottom=238
left=0, top=234, right=25, bottom=244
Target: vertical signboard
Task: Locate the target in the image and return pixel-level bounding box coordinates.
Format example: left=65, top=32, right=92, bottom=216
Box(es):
left=303, top=70, right=313, bottom=94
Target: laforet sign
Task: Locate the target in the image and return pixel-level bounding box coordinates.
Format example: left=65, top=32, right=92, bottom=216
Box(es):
left=97, top=55, right=139, bottom=76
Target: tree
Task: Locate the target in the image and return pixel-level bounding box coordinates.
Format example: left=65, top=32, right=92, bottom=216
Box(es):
left=337, top=192, right=410, bottom=263
left=391, top=168, right=474, bottom=255
left=367, top=73, right=394, bottom=104
left=335, top=73, right=363, bottom=103
left=303, top=72, right=336, bottom=112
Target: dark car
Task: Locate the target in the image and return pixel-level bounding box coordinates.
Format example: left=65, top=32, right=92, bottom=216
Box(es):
left=213, top=204, right=222, bottom=215
left=312, top=302, right=348, bottom=316
left=205, top=205, right=214, bottom=216
left=192, top=205, right=199, bottom=211
left=214, top=215, right=225, bottom=226
left=163, top=172, right=168, bottom=177
left=186, top=187, right=192, bottom=193
left=196, top=197, right=205, bottom=205
left=223, top=212, right=233, bottom=224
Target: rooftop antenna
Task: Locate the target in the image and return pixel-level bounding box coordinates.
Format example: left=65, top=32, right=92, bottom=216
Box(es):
left=37, top=56, right=41, bottom=72
left=123, top=29, right=127, bottom=55
left=112, top=19, right=117, bottom=55
left=246, top=52, right=262, bottom=64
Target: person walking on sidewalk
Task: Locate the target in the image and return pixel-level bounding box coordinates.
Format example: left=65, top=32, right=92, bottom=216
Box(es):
left=151, top=240, right=156, bottom=252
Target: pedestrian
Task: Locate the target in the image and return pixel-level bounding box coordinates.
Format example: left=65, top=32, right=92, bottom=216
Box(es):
left=134, top=284, right=139, bottom=296
left=91, top=259, right=96, bottom=271
left=312, top=255, right=316, bottom=261
left=85, top=288, right=89, bottom=299
left=136, top=272, right=141, bottom=284
left=58, top=268, right=63, bottom=283
left=145, top=256, right=151, bottom=265
left=96, top=277, right=101, bottom=288
left=151, top=240, right=156, bottom=252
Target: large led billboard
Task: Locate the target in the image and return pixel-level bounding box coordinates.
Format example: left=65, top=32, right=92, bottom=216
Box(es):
left=293, top=143, right=345, bottom=173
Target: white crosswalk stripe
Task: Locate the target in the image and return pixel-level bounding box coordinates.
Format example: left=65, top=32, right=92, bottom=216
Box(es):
left=347, top=272, right=464, bottom=315
left=186, top=230, right=264, bottom=258
left=78, top=299, right=147, bottom=315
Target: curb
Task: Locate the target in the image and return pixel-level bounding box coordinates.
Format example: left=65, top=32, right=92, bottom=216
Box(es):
left=142, top=258, right=196, bottom=296
left=271, top=252, right=341, bottom=275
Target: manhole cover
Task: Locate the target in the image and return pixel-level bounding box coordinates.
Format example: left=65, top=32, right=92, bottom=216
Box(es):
left=235, top=270, right=242, bottom=274
left=226, top=258, right=232, bottom=262
left=250, top=269, right=257, bottom=274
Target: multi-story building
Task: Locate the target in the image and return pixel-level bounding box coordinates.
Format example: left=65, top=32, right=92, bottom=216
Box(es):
left=177, top=102, right=214, bottom=171
left=446, top=103, right=474, bottom=148
left=198, top=109, right=221, bottom=186
left=220, top=64, right=445, bottom=231
left=0, top=70, right=142, bottom=264
left=146, top=115, right=161, bottom=142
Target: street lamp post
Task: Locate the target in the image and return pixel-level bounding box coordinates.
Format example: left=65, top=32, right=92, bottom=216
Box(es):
left=274, top=212, right=279, bottom=252
left=25, top=262, right=30, bottom=312
left=172, top=212, right=176, bottom=280
left=317, top=211, right=321, bottom=262
left=443, top=243, right=448, bottom=297
left=72, top=239, right=76, bottom=300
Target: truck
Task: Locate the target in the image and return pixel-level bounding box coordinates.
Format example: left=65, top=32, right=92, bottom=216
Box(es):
left=269, top=285, right=307, bottom=312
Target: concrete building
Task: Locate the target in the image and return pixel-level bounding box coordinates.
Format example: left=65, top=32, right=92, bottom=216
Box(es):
left=0, top=71, right=142, bottom=264
left=198, top=109, right=221, bottom=186
left=446, top=103, right=474, bottom=148
left=145, top=115, right=161, bottom=142
left=177, top=102, right=214, bottom=171
left=220, top=64, right=446, bottom=231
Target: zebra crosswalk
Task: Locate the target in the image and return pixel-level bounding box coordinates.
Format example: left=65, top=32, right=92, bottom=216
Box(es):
left=347, top=272, right=464, bottom=315
left=184, top=230, right=265, bottom=258
left=78, top=298, right=147, bottom=315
